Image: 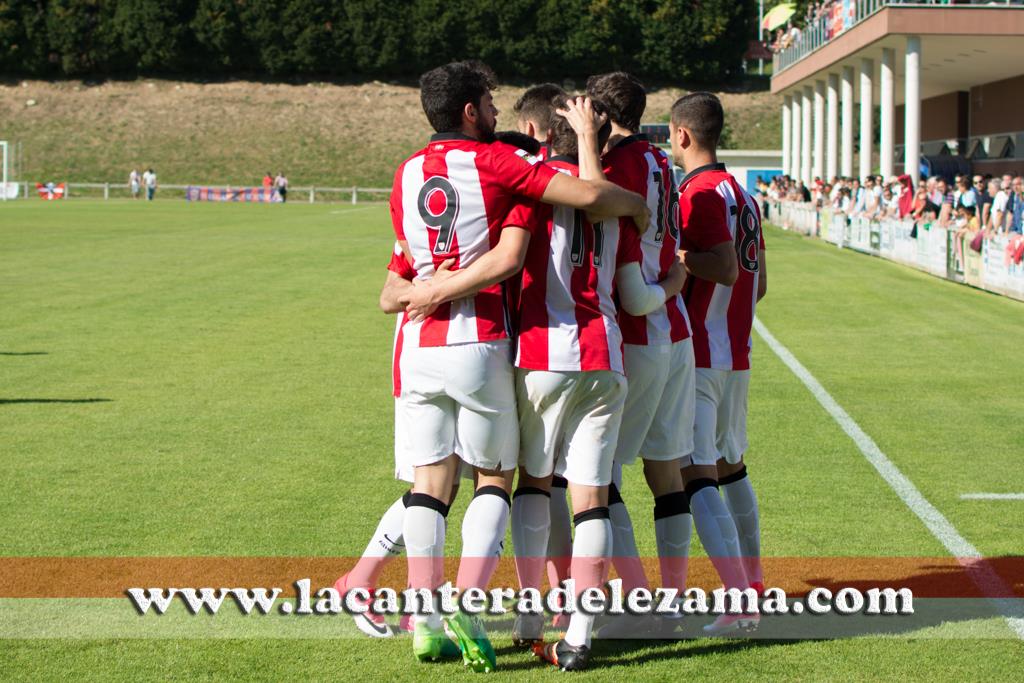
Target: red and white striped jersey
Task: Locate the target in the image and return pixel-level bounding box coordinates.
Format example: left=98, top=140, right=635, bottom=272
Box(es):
left=390, top=133, right=557, bottom=348
left=508, top=158, right=641, bottom=374
left=387, top=242, right=414, bottom=397
left=678, top=163, right=765, bottom=371
left=602, top=135, right=691, bottom=346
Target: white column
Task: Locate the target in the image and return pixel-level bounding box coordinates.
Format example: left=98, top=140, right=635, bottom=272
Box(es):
left=841, top=66, right=855, bottom=177
left=791, top=92, right=802, bottom=180
left=826, top=73, right=839, bottom=180
left=905, top=36, right=922, bottom=181
left=801, top=86, right=813, bottom=185
left=813, top=80, right=825, bottom=181
left=859, top=58, right=874, bottom=180
left=782, top=95, right=792, bottom=177
left=880, top=48, right=895, bottom=179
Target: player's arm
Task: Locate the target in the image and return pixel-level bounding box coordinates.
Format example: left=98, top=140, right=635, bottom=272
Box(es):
left=380, top=269, right=413, bottom=313
left=402, top=228, right=531, bottom=321
left=554, top=96, right=643, bottom=227
left=757, top=249, right=767, bottom=302
left=379, top=239, right=422, bottom=313
left=679, top=240, right=738, bottom=286
left=615, top=259, right=686, bottom=317
left=541, top=174, right=649, bottom=231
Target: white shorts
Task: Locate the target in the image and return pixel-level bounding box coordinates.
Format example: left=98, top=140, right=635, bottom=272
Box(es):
left=394, top=398, right=472, bottom=483
left=517, top=369, right=627, bottom=487
left=683, top=368, right=750, bottom=467
left=398, top=340, right=518, bottom=472
left=615, top=339, right=696, bottom=465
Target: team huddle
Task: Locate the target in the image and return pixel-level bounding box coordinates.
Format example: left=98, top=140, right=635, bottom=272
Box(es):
left=335, top=62, right=767, bottom=673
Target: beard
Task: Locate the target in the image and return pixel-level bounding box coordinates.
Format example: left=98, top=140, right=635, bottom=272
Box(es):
left=477, top=117, right=497, bottom=143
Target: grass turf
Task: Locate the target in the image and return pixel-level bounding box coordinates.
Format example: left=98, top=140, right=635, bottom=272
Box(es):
left=0, top=201, right=1021, bottom=679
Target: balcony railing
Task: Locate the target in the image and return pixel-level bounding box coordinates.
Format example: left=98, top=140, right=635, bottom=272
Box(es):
left=772, top=0, right=1024, bottom=76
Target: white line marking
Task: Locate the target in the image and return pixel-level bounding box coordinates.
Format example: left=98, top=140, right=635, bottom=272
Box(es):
left=329, top=206, right=381, bottom=215
left=961, top=493, right=1024, bottom=501
left=753, top=317, right=1024, bottom=639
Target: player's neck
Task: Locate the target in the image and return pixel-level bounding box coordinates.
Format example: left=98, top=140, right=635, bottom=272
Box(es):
left=459, top=122, right=481, bottom=141
left=606, top=123, right=636, bottom=150
left=683, top=148, right=718, bottom=173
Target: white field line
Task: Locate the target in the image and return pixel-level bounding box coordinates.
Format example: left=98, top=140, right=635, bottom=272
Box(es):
left=328, top=206, right=381, bottom=215
left=753, top=317, right=1024, bottom=639
left=961, top=493, right=1024, bottom=501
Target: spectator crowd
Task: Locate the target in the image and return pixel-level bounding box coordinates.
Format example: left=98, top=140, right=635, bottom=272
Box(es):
left=767, top=1, right=1024, bottom=55
left=761, top=171, right=1024, bottom=262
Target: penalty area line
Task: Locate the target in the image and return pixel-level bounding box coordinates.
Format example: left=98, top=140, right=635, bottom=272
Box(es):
left=961, top=493, right=1024, bottom=501
left=753, top=317, right=1024, bottom=639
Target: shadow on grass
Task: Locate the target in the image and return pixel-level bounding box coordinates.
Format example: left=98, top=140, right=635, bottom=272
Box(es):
left=494, top=637, right=793, bottom=672
left=0, top=351, right=48, bottom=356
left=0, top=398, right=112, bottom=405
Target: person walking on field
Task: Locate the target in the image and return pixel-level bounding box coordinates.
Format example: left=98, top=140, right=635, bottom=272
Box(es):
left=275, top=172, right=288, bottom=203
left=142, top=168, right=157, bottom=201
left=129, top=169, right=141, bottom=200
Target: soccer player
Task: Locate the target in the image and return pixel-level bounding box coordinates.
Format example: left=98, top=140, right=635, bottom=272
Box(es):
left=512, top=84, right=575, bottom=618
left=390, top=61, right=650, bottom=671
left=512, top=97, right=686, bottom=671
left=586, top=72, right=695, bottom=636
left=513, top=83, right=567, bottom=160
left=671, top=92, right=767, bottom=635
left=334, top=130, right=553, bottom=640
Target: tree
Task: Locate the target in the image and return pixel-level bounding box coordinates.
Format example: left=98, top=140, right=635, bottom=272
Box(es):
left=44, top=0, right=119, bottom=75
left=113, top=0, right=195, bottom=72
left=0, top=0, right=49, bottom=74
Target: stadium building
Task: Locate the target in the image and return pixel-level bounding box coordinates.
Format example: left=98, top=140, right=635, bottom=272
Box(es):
left=772, top=1, right=1024, bottom=183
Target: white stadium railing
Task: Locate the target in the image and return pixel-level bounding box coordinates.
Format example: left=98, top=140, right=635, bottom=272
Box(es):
left=13, top=182, right=392, bottom=204
left=767, top=200, right=1024, bottom=302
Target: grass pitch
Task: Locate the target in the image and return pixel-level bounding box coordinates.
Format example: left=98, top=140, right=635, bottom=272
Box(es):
left=1, top=200, right=1022, bottom=680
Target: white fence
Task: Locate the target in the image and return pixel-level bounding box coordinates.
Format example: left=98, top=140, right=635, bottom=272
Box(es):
left=6, top=182, right=391, bottom=204
left=768, top=200, right=1024, bottom=302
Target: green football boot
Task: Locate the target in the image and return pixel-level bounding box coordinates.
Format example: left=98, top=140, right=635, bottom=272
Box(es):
left=412, top=621, right=461, bottom=662
left=444, top=612, right=497, bottom=673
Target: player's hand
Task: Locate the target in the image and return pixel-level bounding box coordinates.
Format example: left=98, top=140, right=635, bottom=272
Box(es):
left=431, top=258, right=456, bottom=284
left=404, top=281, right=441, bottom=322
left=666, top=258, right=687, bottom=297
left=555, top=96, right=605, bottom=138
left=630, top=199, right=652, bottom=234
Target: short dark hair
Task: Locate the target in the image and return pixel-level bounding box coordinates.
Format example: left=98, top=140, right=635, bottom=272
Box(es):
left=670, top=92, right=724, bottom=149
left=419, top=61, right=497, bottom=133
left=513, top=83, right=567, bottom=134
left=549, top=97, right=611, bottom=159
left=585, top=72, right=645, bottom=132
left=494, top=131, right=542, bottom=156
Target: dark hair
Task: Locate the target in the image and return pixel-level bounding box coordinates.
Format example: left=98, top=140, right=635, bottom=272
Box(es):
left=670, top=92, right=724, bottom=149
left=549, top=97, right=611, bottom=159
left=585, top=72, right=645, bottom=133
left=513, top=83, right=567, bottom=135
left=419, top=61, right=497, bottom=133
left=494, top=131, right=542, bottom=156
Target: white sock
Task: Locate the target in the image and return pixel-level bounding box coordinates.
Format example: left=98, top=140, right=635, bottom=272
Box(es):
left=608, top=484, right=649, bottom=592
left=688, top=482, right=748, bottom=591
left=345, top=493, right=407, bottom=589
left=721, top=468, right=763, bottom=585
left=653, top=491, right=691, bottom=592
left=456, top=487, right=510, bottom=591
left=546, top=481, right=572, bottom=588
left=511, top=488, right=550, bottom=591
left=566, top=512, right=611, bottom=648
left=403, top=494, right=447, bottom=628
